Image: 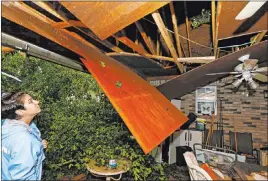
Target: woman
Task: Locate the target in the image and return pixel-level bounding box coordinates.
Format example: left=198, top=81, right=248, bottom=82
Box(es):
left=1, top=91, right=47, bottom=180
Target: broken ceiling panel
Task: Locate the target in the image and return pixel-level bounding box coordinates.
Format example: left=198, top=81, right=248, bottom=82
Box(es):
left=2, top=2, right=188, bottom=154
left=218, top=1, right=267, bottom=40
left=60, top=2, right=169, bottom=40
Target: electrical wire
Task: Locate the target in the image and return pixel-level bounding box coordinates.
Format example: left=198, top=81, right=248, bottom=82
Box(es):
left=143, top=18, right=252, bottom=51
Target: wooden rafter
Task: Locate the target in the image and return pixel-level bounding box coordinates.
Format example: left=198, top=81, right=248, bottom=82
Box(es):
left=31, top=1, right=66, bottom=21
left=183, top=1, right=192, bottom=57
left=157, top=41, right=268, bottom=100
left=211, top=0, right=216, bottom=56
left=156, top=33, right=160, bottom=56
left=32, top=1, right=123, bottom=53
left=214, top=2, right=222, bottom=58
left=52, top=20, right=87, bottom=29
left=251, top=30, right=267, bottom=45
left=152, top=10, right=184, bottom=73
left=106, top=52, right=215, bottom=64
left=169, top=2, right=183, bottom=58
left=135, top=21, right=156, bottom=55
left=2, top=2, right=188, bottom=154
left=11, top=2, right=100, bottom=52
left=113, top=35, right=149, bottom=56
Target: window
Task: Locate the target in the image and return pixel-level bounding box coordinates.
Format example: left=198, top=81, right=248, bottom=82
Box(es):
left=196, top=86, right=217, bottom=115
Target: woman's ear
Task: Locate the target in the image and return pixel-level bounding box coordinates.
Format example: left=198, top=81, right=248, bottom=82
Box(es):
left=15, top=109, right=25, bottom=116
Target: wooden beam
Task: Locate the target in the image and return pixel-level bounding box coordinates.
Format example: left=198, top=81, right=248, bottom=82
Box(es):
left=147, top=36, right=156, bottom=54
left=169, top=2, right=183, bottom=58
left=32, top=1, right=123, bottom=53
left=211, top=0, right=216, bottom=56
left=135, top=21, right=156, bottom=54
left=157, top=41, right=268, bottom=100
left=52, top=20, right=87, bottom=29
left=152, top=10, right=184, bottom=73
left=113, top=35, right=149, bottom=55
left=2, top=2, right=188, bottom=155
left=184, top=1, right=192, bottom=57
left=106, top=52, right=215, bottom=64
left=251, top=30, right=267, bottom=45
left=156, top=33, right=160, bottom=56
left=15, top=2, right=51, bottom=23
left=10, top=2, right=101, bottom=52
left=31, top=1, right=66, bottom=21
left=61, top=2, right=169, bottom=40
left=214, top=2, right=222, bottom=58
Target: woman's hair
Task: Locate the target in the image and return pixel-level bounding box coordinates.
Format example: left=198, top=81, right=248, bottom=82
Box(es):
left=1, top=91, right=26, bottom=120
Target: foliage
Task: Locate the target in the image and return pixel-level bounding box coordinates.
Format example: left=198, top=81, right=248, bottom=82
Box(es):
left=1, top=52, right=167, bottom=180
left=190, top=9, right=211, bottom=29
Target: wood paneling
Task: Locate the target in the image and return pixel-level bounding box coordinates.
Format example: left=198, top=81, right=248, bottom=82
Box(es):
left=2, top=2, right=187, bottom=154
left=218, top=2, right=268, bottom=40
left=60, top=2, right=169, bottom=40
left=32, top=1, right=123, bottom=53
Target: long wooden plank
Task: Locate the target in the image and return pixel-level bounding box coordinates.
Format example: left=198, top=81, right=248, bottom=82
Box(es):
left=52, top=20, right=87, bottom=29
left=157, top=41, right=268, bottom=100
left=169, top=2, right=183, bottom=58
left=211, top=0, right=216, bottom=55
left=135, top=21, right=156, bottom=55
left=2, top=2, right=188, bottom=154
left=152, top=10, right=184, bottom=73
left=106, top=52, right=215, bottom=64
left=113, top=35, right=149, bottom=55
left=184, top=2, right=192, bottom=57
left=214, top=2, right=222, bottom=58
left=61, top=2, right=169, bottom=40
left=251, top=30, right=267, bottom=45
left=31, top=1, right=66, bottom=21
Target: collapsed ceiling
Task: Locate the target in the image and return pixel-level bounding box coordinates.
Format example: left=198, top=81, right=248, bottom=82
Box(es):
left=1, top=1, right=267, bottom=153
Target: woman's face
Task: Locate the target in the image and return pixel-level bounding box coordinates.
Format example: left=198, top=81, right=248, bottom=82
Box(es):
left=20, top=94, right=41, bottom=116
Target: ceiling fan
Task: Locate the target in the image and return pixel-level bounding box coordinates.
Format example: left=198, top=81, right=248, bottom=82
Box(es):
left=235, top=1, right=266, bottom=20
left=206, top=54, right=268, bottom=89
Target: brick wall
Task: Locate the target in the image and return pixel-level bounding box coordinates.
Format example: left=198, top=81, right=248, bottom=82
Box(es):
left=150, top=77, right=268, bottom=149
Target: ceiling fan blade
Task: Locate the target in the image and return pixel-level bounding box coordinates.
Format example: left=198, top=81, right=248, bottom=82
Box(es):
left=234, top=64, right=244, bottom=72
left=238, top=54, right=250, bottom=62
left=248, top=79, right=259, bottom=89
left=206, top=72, right=240, bottom=75
left=234, top=74, right=243, bottom=78
left=232, top=77, right=244, bottom=88
left=253, top=73, right=268, bottom=82
left=235, top=1, right=266, bottom=20
left=252, top=67, right=268, bottom=73
left=243, top=59, right=259, bottom=70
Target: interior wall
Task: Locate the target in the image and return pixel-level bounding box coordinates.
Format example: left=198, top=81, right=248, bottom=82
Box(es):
left=180, top=78, right=268, bottom=149
left=150, top=77, right=268, bottom=149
